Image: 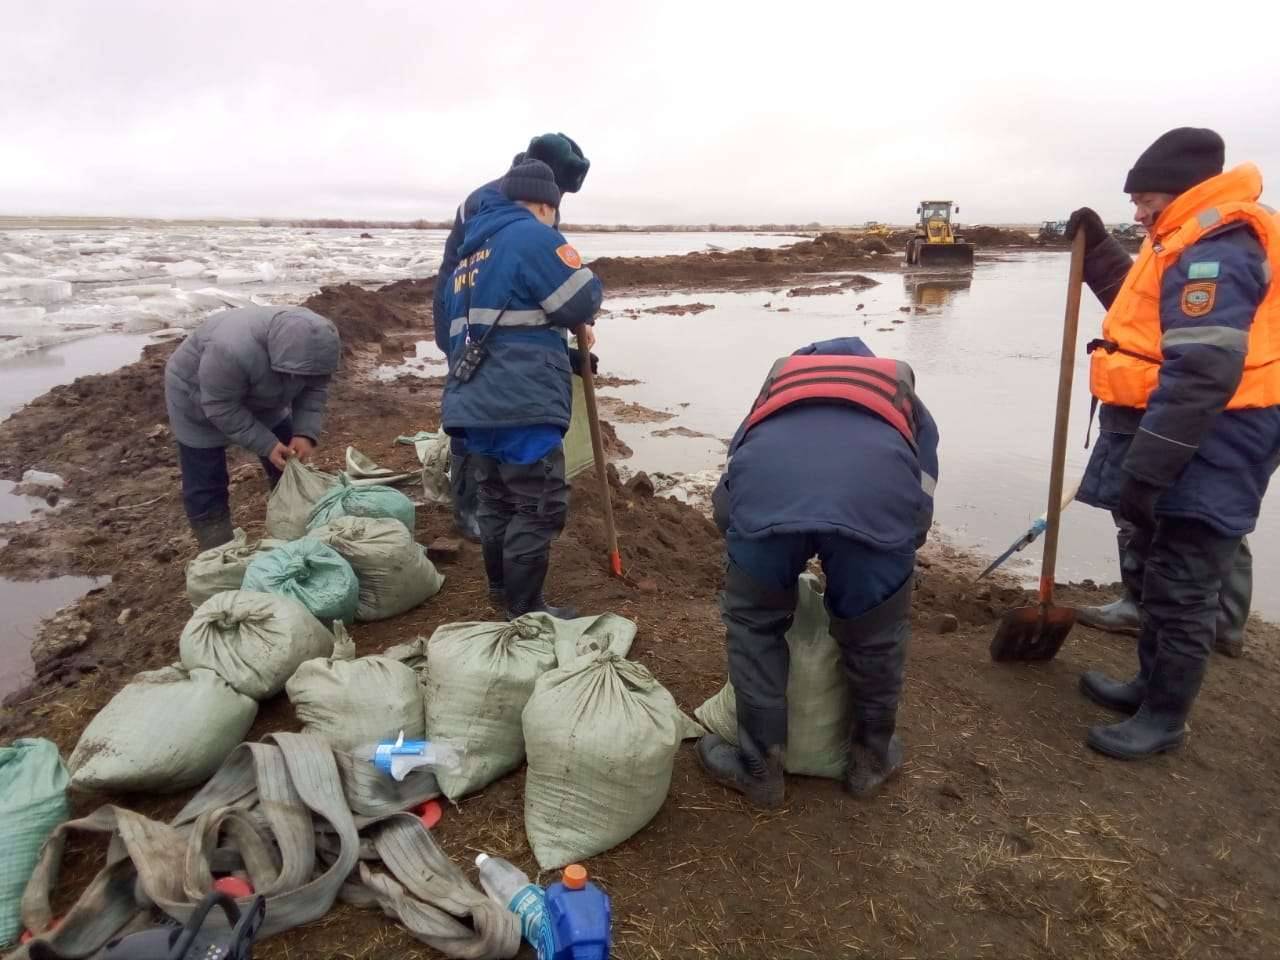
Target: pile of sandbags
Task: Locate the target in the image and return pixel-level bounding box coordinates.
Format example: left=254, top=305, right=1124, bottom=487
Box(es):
left=179, top=590, right=334, bottom=700
left=695, top=573, right=849, bottom=778
left=67, top=666, right=257, bottom=792
left=522, top=647, right=697, bottom=870
left=185, top=529, right=286, bottom=607
left=424, top=613, right=637, bottom=801
left=308, top=516, right=443, bottom=621
left=287, top=624, right=426, bottom=751
left=265, top=459, right=340, bottom=540
left=243, top=539, right=360, bottom=626
left=306, top=474, right=416, bottom=535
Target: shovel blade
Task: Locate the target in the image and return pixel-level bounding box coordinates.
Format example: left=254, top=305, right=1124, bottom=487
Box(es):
left=990, top=604, right=1076, bottom=662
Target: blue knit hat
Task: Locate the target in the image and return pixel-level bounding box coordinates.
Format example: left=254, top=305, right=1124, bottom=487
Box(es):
left=501, top=159, right=561, bottom=209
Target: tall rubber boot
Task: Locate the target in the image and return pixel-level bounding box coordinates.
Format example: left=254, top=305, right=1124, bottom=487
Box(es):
left=189, top=511, right=234, bottom=552
left=504, top=553, right=578, bottom=620
left=1214, top=538, right=1251, bottom=658
left=1087, top=651, right=1204, bottom=759
left=697, top=565, right=794, bottom=809
left=829, top=575, right=913, bottom=798
left=1078, top=519, right=1143, bottom=635
left=450, top=452, right=481, bottom=544
left=1079, top=617, right=1159, bottom=715
left=697, top=722, right=786, bottom=810
left=481, top=539, right=506, bottom=611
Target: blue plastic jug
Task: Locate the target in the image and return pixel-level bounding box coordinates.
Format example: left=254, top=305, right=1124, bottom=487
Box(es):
left=542, top=864, right=611, bottom=960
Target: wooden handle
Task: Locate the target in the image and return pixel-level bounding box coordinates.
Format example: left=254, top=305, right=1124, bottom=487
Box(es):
left=1039, top=231, right=1086, bottom=604
left=575, top=326, right=623, bottom=577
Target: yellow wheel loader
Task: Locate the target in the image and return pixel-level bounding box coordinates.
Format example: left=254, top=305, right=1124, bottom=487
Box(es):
left=905, top=200, right=975, bottom=267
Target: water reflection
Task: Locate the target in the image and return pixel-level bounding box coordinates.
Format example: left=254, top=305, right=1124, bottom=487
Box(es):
left=904, top=272, right=973, bottom=311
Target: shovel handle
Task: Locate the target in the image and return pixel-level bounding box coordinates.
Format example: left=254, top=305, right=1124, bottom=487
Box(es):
left=1039, top=232, right=1086, bottom=604
left=575, top=325, right=623, bottom=577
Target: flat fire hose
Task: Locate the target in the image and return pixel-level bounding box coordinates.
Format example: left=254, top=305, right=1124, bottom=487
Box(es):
left=6, top=733, right=520, bottom=960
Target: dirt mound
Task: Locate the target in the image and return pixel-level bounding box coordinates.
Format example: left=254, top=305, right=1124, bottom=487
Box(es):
left=303, top=282, right=422, bottom=356
left=786, top=274, right=879, bottom=297
left=959, top=224, right=1037, bottom=247
left=589, top=232, right=898, bottom=293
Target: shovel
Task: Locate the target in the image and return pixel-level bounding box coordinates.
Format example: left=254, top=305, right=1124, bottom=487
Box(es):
left=576, top=325, right=624, bottom=577
left=990, top=231, right=1086, bottom=662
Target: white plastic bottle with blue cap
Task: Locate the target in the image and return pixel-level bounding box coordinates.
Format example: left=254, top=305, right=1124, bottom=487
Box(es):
left=356, top=731, right=464, bottom=782
left=475, top=853, right=549, bottom=956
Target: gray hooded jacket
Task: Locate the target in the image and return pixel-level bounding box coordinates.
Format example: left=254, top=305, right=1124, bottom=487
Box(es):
left=164, top=306, right=340, bottom=455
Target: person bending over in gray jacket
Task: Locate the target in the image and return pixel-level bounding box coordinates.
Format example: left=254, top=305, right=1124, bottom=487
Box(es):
left=164, top=306, right=340, bottom=550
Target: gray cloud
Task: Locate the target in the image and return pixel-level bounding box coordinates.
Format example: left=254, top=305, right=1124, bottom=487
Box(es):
left=3, top=0, right=1278, bottom=223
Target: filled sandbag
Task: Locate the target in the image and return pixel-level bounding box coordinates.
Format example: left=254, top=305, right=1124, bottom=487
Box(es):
left=179, top=590, right=334, bottom=700
left=242, top=538, right=360, bottom=626
left=695, top=573, right=850, bottom=778
left=423, top=613, right=637, bottom=801
left=0, top=738, right=70, bottom=946
left=184, top=529, right=285, bottom=607
left=307, top=516, right=443, bottom=621
left=306, top=474, right=416, bottom=535
left=68, top=666, right=257, bottom=793
left=522, top=650, right=687, bottom=870
left=265, top=458, right=339, bottom=540
left=286, top=623, right=425, bottom=752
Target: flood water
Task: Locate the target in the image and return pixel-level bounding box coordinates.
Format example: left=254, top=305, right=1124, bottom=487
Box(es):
left=566, top=252, right=1280, bottom=618
left=0, top=575, right=110, bottom=697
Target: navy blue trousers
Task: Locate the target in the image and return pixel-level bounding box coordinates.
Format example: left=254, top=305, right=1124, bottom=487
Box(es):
left=177, top=417, right=293, bottom=521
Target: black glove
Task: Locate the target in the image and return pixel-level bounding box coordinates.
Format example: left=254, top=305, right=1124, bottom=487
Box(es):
left=1117, top=475, right=1161, bottom=530
left=569, top=349, right=599, bottom=376
left=1065, top=207, right=1109, bottom=252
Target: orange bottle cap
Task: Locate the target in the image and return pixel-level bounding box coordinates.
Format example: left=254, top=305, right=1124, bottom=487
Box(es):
left=562, top=864, right=588, bottom=890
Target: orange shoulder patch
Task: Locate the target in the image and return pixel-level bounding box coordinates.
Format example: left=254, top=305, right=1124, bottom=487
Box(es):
left=556, top=244, right=582, bottom=269
left=1181, top=281, right=1216, bottom=318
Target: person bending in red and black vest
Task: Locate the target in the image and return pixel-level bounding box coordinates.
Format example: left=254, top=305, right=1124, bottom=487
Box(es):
left=702, top=337, right=940, bottom=809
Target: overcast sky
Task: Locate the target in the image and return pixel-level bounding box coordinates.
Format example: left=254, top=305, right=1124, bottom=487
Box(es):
left=4, top=1, right=1279, bottom=225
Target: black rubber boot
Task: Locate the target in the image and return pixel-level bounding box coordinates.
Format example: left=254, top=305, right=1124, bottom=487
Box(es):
left=829, top=576, right=912, bottom=798
left=450, top=452, right=481, bottom=544
left=505, top=554, right=578, bottom=620
left=189, top=511, right=234, bottom=552
left=481, top=539, right=505, bottom=611
left=1087, top=652, right=1203, bottom=760
left=697, top=723, right=786, bottom=810
left=1214, top=538, right=1251, bottom=658
left=1076, top=595, right=1141, bottom=635
left=1079, top=619, right=1158, bottom=714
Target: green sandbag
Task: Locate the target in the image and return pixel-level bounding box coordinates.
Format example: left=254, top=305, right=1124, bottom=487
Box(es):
left=307, top=516, right=444, bottom=621
left=286, top=623, right=426, bottom=751
left=242, top=539, right=359, bottom=626
left=184, top=529, right=286, bottom=608
left=522, top=650, right=688, bottom=870
left=0, top=739, right=69, bottom=946
left=179, top=590, right=334, bottom=700
left=306, top=474, right=415, bottom=535
left=694, top=573, right=850, bottom=778
left=68, top=666, right=257, bottom=793
left=265, top=459, right=339, bottom=540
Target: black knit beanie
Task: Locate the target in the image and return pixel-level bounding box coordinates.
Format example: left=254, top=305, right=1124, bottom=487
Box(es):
left=501, top=159, right=561, bottom=209
left=1124, top=127, right=1225, bottom=195
left=526, top=133, right=590, bottom=194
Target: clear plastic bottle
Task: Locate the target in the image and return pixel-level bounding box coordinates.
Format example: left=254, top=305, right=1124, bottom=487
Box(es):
left=355, top=731, right=464, bottom=782
left=475, top=853, right=547, bottom=954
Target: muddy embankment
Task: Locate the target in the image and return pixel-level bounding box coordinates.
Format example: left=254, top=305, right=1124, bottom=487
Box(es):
left=1, top=251, right=1278, bottom=960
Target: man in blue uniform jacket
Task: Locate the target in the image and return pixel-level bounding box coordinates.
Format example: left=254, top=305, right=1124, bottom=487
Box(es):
left=438, top=158, right=603, bottom=619
left=700, top=338, right=941, bottom=808
left=434, top=133, right=590, bottom=541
